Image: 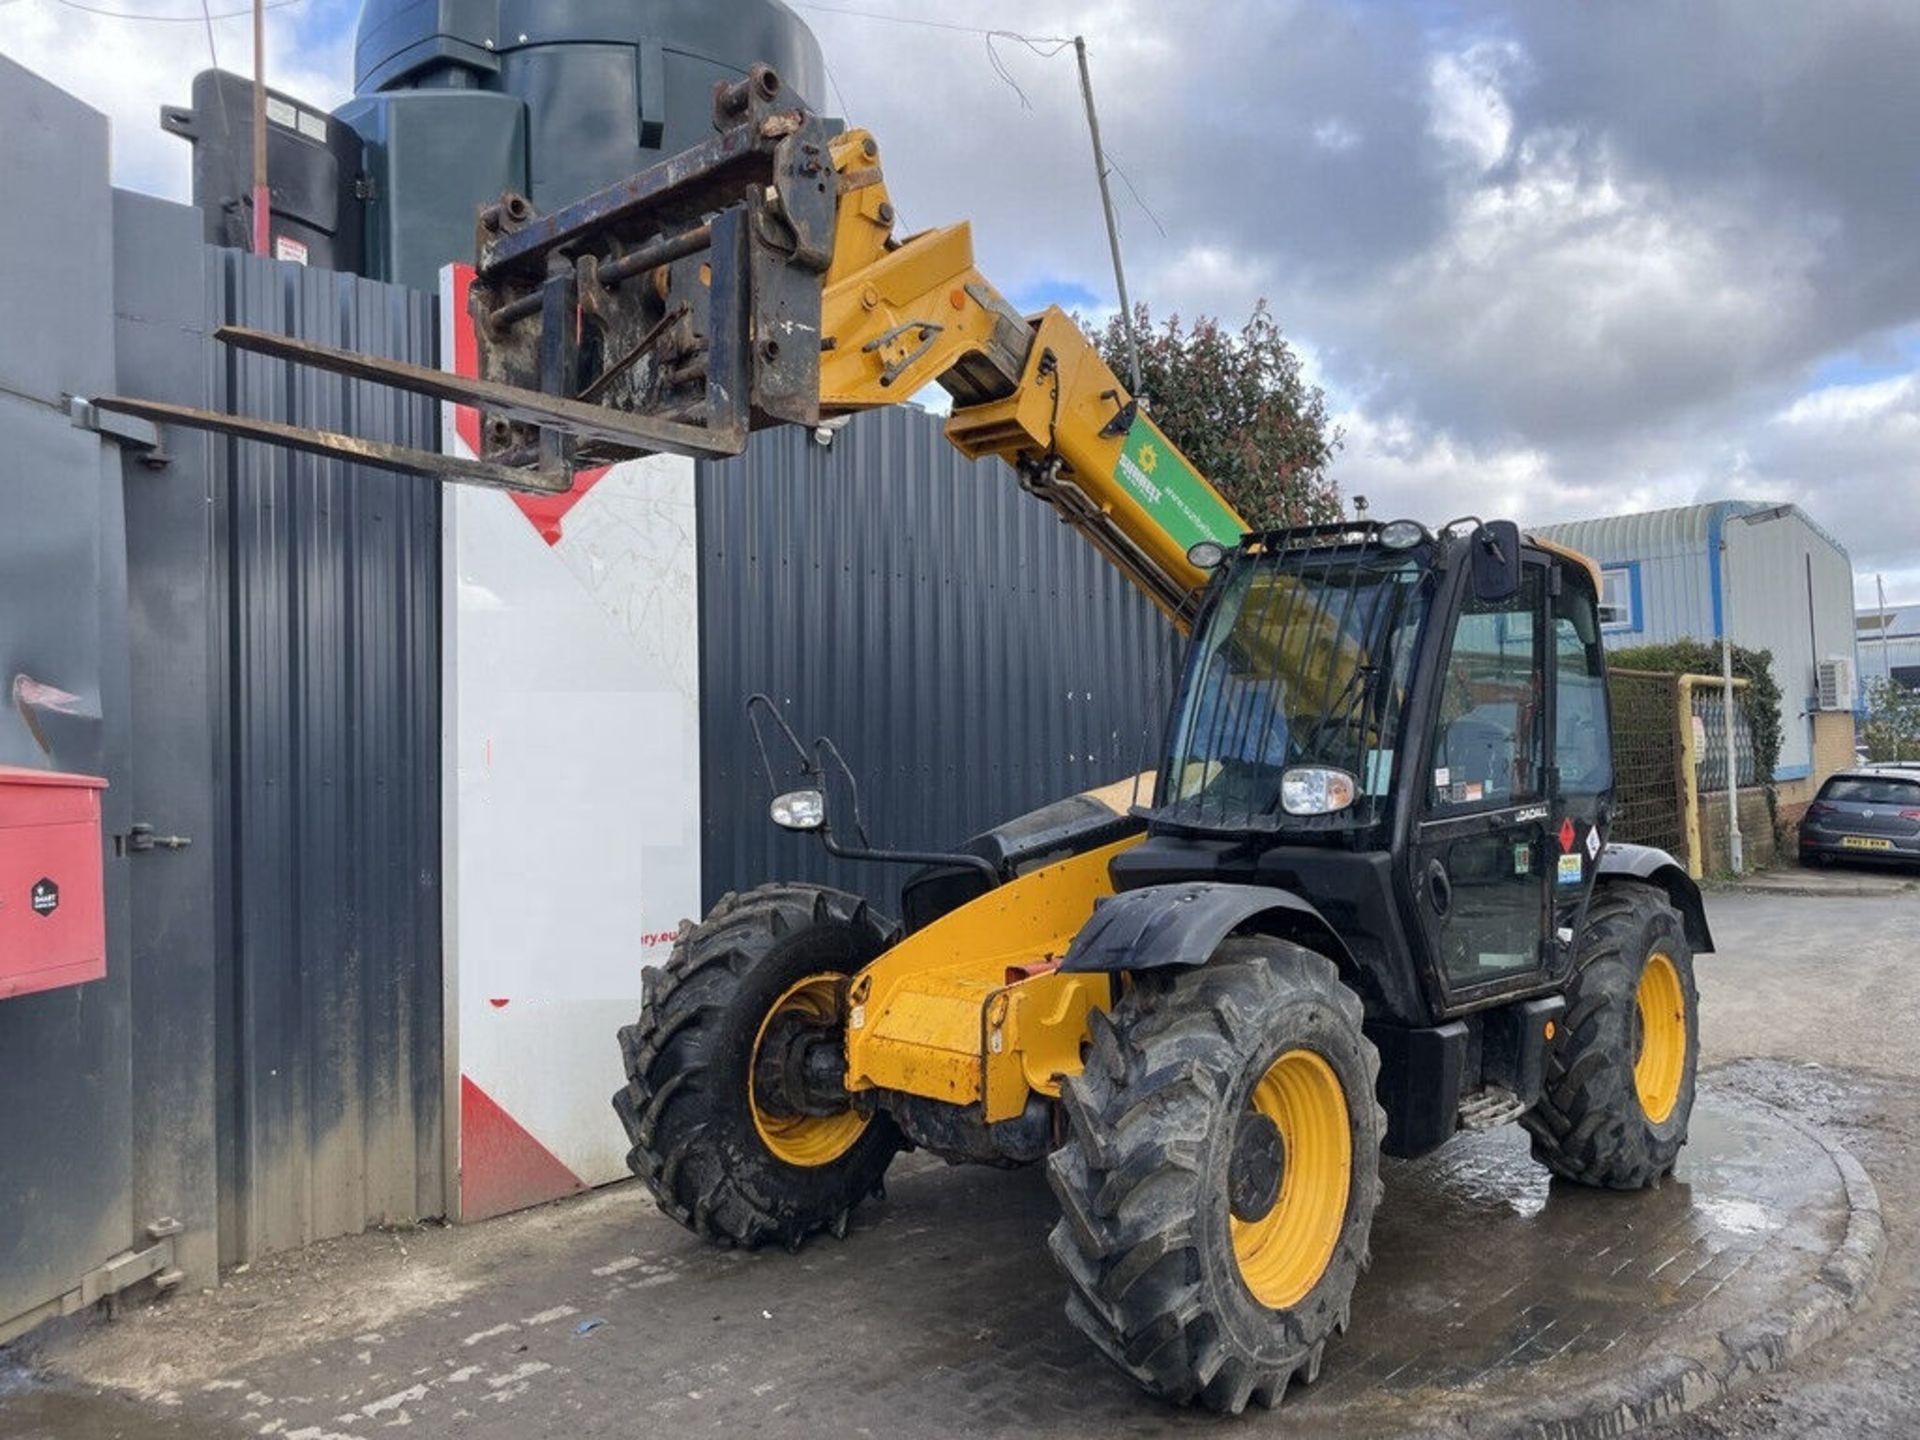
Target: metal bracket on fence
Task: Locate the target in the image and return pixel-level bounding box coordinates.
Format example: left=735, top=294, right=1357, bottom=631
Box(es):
left=70, top=397, right=168, bottom=467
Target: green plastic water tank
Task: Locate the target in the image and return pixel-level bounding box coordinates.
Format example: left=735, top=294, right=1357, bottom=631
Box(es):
left=339, top=0, right=828, bottom=289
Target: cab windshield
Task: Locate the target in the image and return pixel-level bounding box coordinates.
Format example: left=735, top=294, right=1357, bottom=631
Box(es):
left=1153, top=545, right=1431, bottom=831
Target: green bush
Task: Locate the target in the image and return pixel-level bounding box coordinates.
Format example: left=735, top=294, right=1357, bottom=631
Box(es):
left=1610, top=640, right=1783, bottom=822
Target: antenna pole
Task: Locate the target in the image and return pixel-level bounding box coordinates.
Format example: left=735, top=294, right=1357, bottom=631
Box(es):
left=1074, top=37, right=1142, bottom=398
left=252, top=0, right=270, bottom=256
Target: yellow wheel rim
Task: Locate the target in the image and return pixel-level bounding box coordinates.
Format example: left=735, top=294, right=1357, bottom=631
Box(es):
left=1633, top=952, right=1687, bottom=1125
left=749, top=973, right=869, bottom=1167
left=1230, top=1049, right=1351, bottom=1309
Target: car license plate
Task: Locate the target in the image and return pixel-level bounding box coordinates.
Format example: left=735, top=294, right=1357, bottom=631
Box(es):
left=1841, top=835, right=1894, bottom=851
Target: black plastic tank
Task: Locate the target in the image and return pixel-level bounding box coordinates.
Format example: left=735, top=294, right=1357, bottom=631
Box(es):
left=162, top=70, right=367, bottom=274
left=337, top=0, right=829, bottom=289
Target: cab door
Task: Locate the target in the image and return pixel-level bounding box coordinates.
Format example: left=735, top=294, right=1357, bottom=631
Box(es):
left=1411, top=559, right=1555, bottom=1005
left=1549, top=573, right=1615, bottom=956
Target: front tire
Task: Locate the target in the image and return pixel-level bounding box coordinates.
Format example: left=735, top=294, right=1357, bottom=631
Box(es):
left=1046, top=941, right=1385, bottom=1414
left=612, top=884, right=902, bottom=1249
left=1522, top=881, right=1699, bottom=1188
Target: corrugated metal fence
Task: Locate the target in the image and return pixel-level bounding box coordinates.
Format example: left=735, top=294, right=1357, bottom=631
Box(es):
left=206, top=252, right=446, bottom=1261
left=697, top=406, right=1181, bottom=915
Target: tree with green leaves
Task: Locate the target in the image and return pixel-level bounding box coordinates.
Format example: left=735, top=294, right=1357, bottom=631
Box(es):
left=1088, top=302, right=1342, bottom=530
left=1862, top=676, right=1920, bottom=762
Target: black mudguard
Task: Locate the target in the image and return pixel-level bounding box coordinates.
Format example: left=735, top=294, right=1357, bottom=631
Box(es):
left=1596, top=843, right=1715, bottom=953
left=1061, top=882, right=1354, bottom=975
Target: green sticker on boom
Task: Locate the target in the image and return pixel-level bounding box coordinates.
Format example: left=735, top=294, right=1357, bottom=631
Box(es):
left=1112, top=413, right=1242, bottom=553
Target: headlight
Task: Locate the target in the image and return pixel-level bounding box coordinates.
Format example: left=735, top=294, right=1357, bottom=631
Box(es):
left=1379, top=519, right=1429, bottom=550
left=1280, top=766, right=1357, bottom=816
left=769, top=788, right=826, bottom=831
left=1186, top=538, right=1228, bottom=570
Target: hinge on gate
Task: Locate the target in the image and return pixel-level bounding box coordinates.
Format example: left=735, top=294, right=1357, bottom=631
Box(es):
left=353, top=172, right=377, bottom=202
left=0, top=1224, right=183, bottom=1346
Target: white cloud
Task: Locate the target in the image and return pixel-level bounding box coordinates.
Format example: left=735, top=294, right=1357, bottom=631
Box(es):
left=1745, top=374, right=1920, bottom=601
left=1311, top=117, right=1361, bottom=153
left=1427, top=42, right=1521, bottom=171
left=1776, top=374, right=1916, bottom=428
left=0, top=4, right=351, bottom=201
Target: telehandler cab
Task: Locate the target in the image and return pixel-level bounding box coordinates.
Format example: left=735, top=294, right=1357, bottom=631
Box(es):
left=99, top=63, right=1710, bottom=1414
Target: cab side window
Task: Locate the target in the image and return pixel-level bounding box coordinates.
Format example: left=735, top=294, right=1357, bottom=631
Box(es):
left=1554, top=584, right=1612, bottom=797
left=1428, top=572, right=1544, bottom=809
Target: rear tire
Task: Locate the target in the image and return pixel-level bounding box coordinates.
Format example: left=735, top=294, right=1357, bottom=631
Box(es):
left=612, top=884, right=902, bottom=1249
left=1522, top=881, right=1698, bottom=1188
left=1046, top=941, right=1384, bottom=1414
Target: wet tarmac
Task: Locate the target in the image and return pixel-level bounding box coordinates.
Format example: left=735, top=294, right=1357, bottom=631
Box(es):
left=0, top=1081, right=1877, bottom=1440
left=1302, top=1091, right=1871, bottom=1433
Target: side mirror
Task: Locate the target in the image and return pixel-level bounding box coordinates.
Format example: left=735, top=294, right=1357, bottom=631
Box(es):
left=1471, top=521, right=1522, bottom=603
left=769, top=788, right=826, bottom=831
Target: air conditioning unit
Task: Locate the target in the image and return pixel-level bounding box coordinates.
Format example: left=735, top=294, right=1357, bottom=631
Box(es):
left=1817, top=655, right=1856, bottom=712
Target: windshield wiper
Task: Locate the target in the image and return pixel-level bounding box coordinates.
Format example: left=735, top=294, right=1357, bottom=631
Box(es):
left=1291, top=662, right=1377, bottom=774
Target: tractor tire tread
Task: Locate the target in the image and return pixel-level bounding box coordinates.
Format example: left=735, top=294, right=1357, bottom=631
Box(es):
left=1046, top=941, right=1385, bottom=1414
left=1521, top=881, right=1698, bottom=1189
left=612, top=883, right=901, bottom=1249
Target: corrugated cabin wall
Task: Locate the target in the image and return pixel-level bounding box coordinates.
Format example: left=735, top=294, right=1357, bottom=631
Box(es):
left=207, top=251, right=445, bottom=1263
left=696, top=405, right=1182, bottom=918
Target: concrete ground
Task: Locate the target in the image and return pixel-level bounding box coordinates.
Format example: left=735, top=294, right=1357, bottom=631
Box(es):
left=1669, top=886, right=1920, bottom=1439
left=1716, top=858, right=1919, bottom=901
left=3, top=885, right=1915, bottom=1438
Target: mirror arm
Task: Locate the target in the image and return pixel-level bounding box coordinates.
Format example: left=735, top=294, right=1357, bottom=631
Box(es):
left=747, top=693, right=820, bottom=798
left=814, top=736, right=874, bottom=850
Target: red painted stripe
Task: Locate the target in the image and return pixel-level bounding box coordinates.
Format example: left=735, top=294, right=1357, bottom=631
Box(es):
left=458, top=1073, right=588, bottom=1222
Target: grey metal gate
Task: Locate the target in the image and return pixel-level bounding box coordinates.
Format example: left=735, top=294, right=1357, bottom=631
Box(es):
left=2, top=53, right=448, bottom=1342
left=0, top=57, right=144, bottom=1343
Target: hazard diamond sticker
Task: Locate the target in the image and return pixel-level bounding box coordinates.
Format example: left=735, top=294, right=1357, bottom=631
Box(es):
left=1558, top=818, right=1577, bottom=853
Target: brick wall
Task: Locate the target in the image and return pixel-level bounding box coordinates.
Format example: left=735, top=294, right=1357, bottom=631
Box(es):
left=1698, top=788, right=1776, bottom=874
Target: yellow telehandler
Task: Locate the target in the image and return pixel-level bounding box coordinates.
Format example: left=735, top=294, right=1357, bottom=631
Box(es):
left=99, top=65, right=1711, bottom=1413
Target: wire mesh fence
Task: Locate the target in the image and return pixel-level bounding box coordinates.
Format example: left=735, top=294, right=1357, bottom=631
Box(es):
left=1607, top=669, right=1686, bottom=860
left=1689, top=688, right=1759, bottom=790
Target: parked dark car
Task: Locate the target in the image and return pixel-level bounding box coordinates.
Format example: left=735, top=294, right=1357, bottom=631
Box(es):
left=1799, top=769, right=1920, bottom=867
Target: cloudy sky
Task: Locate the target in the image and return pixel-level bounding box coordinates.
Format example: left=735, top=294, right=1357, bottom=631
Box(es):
left=7, top=0, right=1919, bottom=605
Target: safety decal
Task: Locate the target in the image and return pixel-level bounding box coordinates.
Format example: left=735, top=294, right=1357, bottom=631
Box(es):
left=1557, top=853, right=1583, bottom=886
left=1557, top=817, right=1577, bottom=853
left=1586, top=824, right=1602, bottom=860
